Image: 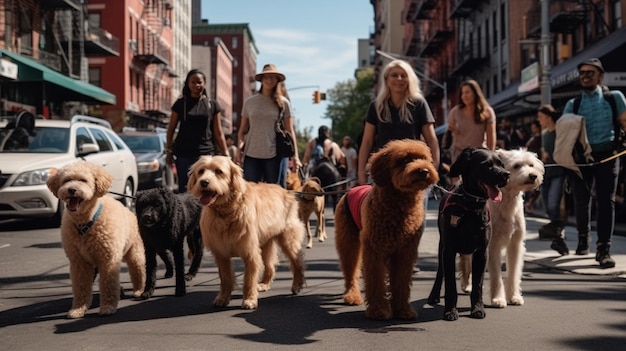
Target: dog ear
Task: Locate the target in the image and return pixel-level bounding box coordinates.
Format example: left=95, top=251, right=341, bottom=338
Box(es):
left=187, top=158, right=202, bottom=192
left=449, top=147, right=474, bottom=178
left=229, top=158, right=247, bottom=193
left=93, top=164, right=113, bottom=197
left=45, top=168, right=60, bottom=197
left=310, top=176, right=321, bottom=185
left=369, top=150, right=392, bottom=187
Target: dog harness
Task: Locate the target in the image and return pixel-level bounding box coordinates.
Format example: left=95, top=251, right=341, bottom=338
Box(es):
left=76, top=202, right=103, bottom=236
left=344, top=185, right=371, bottom=230
left=440, top=187, right=491, bottom=227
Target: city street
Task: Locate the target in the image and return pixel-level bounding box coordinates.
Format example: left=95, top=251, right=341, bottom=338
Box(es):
left=1, top=199, right=625, bottom=351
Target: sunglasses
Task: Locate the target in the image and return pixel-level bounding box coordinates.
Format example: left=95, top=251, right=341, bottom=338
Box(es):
left=578, top=70, right=599, bottom=77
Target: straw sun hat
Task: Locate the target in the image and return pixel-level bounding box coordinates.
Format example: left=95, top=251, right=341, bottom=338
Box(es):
left=254, top=64, right=286, bottom=82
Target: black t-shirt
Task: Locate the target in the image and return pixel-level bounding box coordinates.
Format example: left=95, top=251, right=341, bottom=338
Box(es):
left=365, top=97, right=435, bottom=151
left=171, top=96, right=222, bottom=157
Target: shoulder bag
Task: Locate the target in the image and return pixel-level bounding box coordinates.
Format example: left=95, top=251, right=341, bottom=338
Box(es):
left=275, top=107, right=295, bottom=158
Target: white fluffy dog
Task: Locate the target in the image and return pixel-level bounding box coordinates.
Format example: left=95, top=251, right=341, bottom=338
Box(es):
left=488, top=149, right=544, bottom=307
left=459, top=149, right=544, bottom=308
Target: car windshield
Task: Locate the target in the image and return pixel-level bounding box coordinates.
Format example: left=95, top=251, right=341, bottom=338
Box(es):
left=0, top=126, right=69, bottom=153
left=119, top=135, right=163, bottom=153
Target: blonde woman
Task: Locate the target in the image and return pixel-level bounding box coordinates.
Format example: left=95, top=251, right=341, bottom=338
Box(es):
left=237, top=64, right=301, bottom=183
left=447, top=79, right=496, bottom=163
left=358, top=59, right=440, bottom=185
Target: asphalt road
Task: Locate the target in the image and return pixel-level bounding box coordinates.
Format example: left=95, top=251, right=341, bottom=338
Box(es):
left=1, top=205, right=626, bottom=351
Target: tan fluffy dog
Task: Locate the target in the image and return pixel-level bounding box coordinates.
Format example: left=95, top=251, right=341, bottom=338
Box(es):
left=297, top=177, right=326, bottom=249
left=187, top=155, right=305, bottom=309
left=335, top=139, right=439, bottom=320
left=46, top=161, right=145, bottom=318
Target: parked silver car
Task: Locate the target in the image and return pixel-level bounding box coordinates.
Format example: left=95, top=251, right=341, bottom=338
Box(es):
left=0, top=113, right=138, bottom=225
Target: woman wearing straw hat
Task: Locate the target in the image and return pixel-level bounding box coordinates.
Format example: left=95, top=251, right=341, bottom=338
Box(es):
left=237, top=64, right=301, bottom=184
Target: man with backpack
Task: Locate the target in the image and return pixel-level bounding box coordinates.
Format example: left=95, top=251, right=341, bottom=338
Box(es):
left=562, top=58, right=626, bottom=268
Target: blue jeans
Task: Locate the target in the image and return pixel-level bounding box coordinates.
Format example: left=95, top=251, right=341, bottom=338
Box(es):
left=243, top=155, right=281, bottom=184
left=541, top=175, right=564, bottom=222
left=175, top=155, right=201, bottom=193
left=569, top=153, right=619, bottom=245
left=277, top=157, right=289, bottom=188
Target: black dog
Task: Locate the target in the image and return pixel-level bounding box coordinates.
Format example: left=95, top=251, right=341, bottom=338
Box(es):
left=427, top=148, right=509, bottom=321
left=310, top=157, right=342, bottom=210
left=135, top=187, right=203, bottom=298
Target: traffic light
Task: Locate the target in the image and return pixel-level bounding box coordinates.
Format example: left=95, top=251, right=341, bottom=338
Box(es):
left=312, top=90, right=321, bottom=104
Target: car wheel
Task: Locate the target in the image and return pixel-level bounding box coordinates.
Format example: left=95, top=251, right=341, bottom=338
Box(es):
left=120, top=178, right=135, bottom=210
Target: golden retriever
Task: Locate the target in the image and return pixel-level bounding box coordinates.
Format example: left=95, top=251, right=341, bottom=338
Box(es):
left=335, top=139, right=439, bottom=320
left=187, top=155, right=305, bottom=309
left=296, top=177, right=326, bottom=249
left=46, top=161, right=145, bottom=318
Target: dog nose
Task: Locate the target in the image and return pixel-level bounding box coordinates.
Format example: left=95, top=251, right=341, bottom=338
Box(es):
left=417, top=168, right=430, bottom=178
left=68, top=188, right=76, bottom=195
left=529, top=174, right=537, bottom=181
left=200, top=180, right=209, bottom=188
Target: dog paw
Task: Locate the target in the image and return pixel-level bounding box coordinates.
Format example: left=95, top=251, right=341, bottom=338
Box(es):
left=184, top=273, right=195, bottom=282
left=461, top=284, right=472, bottom=294
left=140, top=290, right=154, bottom=300
left=257, top=283, right=271, bottom=292
left=427, top=295, right=440, bottom=305
left=508, top=296, right=524, bottom=306
left=443, top=309, right=459, bottom=321
left=164, top=271, right=174, bottom=279
left=242, top=299, right=258, bottom=309
left=470, top=306, right=486, bottom=319
left=306, top=242, right=313, bottom=249
left=366, top=308, right=393, bottom=321
left=98, top=306, right=117, bottom=316
left=491, top=297, right=507, bottom=308
left=213, top=295, right=231, bottom=307
left=67, top=308, right=87, bottom=319
left=343, top=293, right=364, bottom=306
left=291, top=283, right=303, bottom=295
left=318, top=235, right=326, bottom=242
left=175, top=287, right=186, bottom=297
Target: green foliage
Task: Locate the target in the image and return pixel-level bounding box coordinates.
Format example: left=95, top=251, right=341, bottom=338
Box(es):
left=322, top=68, right=375, bottom=148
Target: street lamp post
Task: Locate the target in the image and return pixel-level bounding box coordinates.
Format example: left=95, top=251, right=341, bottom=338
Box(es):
left=376, top=50, right=448, bottom=124
left=539, top=0, right=552, bottom=105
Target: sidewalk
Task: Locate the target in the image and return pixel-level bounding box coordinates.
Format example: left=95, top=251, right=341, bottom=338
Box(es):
left=422, top=198, right=626, bottom=279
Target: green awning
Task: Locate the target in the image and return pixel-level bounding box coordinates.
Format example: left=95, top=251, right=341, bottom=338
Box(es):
left=0, top=49, right=116, bottom=105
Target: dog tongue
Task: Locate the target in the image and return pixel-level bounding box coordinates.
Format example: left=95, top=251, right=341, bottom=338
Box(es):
left=486, top=185, right=502, bottom=202
left=200, top=192, right=216, bottom=206
left=66, top=197, right=80, bottom=211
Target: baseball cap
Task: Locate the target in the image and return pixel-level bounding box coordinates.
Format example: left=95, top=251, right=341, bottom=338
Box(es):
left=577, top=58, right=604, bottom=73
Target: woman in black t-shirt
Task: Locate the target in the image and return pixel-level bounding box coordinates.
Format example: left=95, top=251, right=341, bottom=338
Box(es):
left=357, top=59, right=440, bottom=185
left=166, top=69, right=227, bottom=193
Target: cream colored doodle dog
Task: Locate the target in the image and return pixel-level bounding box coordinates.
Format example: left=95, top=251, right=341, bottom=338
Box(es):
left=46, top=161, right=145, bottom=318
left=187, top=155, right=305, bottom=309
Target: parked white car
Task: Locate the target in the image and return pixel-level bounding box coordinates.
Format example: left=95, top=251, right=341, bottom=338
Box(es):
left=0, top=113, right=138, bottom=225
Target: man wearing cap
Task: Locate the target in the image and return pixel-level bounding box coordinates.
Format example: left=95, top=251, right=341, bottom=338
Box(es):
left=562, top=58, right=626, bottom=268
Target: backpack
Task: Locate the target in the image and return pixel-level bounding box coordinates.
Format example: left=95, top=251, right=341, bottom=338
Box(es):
left=312, top=141, right=324, bottom=162
left=572, top=89, right=621, bottom=150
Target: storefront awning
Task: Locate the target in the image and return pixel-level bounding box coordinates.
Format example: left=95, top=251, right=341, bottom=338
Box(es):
left=0, top=49, right=116, bottom=105
left=550, top=26, right=626, bottom=89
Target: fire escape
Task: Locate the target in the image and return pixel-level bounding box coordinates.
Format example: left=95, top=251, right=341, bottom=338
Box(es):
left=23, top=0, right=119, bottom=79
left=449, top=0, right=487, bottom=77
left=135, top=0, right=172, bottom=118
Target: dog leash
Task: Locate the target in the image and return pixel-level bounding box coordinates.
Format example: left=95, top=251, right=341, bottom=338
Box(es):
left=543, top=149, right=626, bottom=168
left=108, top=190, right=137, bottom=200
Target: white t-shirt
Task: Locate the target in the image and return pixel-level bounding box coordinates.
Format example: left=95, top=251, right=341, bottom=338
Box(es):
left=341, top=146, right=357, bottom=176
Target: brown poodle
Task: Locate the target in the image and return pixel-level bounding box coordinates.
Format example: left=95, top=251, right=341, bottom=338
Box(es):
left=335, top=139, right=439, bottom=320
left=46, top=161, right=146, bottom=318
left=187, top=155, right=305, bottom=309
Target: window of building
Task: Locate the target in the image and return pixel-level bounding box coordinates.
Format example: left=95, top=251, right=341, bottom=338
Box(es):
left=614, top=0, right=623, bottom=27
left=88, top=13, right=101, bottom=29
left=233, top=75, right=238, bottom=86
left=485, top=19, right=490, bottom=53
left=214, top=37, right=221, bottom=46
left=500, top=3, right=506, bottom=41
left=493, top=75, right=498, bottom=95
left=232, top=37, right=238, bottom=49
left=88, top=67, right=101, bottom=87
left=233, top=57, right=238, bottom=68
left=233, top=93, right=238, bottom=105
left=595, top=3, right=606, bottom=37
left=492, top=11, right=497, bottom=50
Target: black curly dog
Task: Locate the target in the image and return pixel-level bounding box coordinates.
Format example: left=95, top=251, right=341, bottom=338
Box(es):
left=427, top=148, right=509, bottom=321
left=135, top=187, right=203, bottom=298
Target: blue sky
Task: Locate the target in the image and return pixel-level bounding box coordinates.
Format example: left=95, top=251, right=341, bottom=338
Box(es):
left=201, top=0, right=374, bottom=134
